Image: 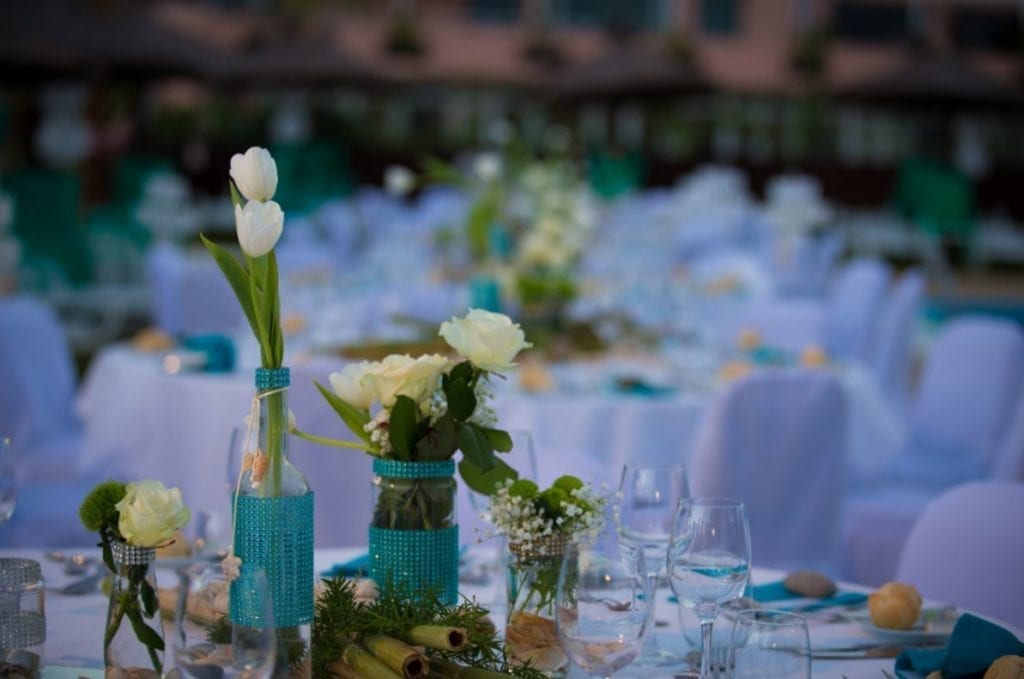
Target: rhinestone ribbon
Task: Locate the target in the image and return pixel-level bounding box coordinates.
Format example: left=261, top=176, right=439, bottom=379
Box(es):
left=369, top=526, right=459, bottom=606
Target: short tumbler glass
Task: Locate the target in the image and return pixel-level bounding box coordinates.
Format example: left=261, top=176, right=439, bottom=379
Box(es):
left=0, top=558, right=46, bottom=675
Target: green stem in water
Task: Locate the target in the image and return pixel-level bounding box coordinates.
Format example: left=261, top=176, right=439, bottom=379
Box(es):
left=266, top=389, right=284, bottom=498
left=292, top=429, right=376, bottom=454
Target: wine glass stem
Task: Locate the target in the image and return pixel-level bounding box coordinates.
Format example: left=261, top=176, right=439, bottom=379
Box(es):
left=699, top=617, right=715, bottom=679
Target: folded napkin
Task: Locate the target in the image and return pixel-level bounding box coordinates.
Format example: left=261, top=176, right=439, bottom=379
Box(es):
left=751, top=580, right=868, bottom=612
left=322, top=553, right=370, bottom=578
left=896, top=613, right=1024, bottom=678
left=182, top=334, right=235, bottom=373
left=611, top=377, right=677, bottom=398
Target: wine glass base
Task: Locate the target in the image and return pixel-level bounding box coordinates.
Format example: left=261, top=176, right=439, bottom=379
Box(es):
left=632, top=647, right=689, bottom=668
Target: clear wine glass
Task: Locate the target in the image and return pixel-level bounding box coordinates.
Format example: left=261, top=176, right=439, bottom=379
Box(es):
left=728, top=609, right=810, bottom=679
left=174, top=563, right=277, bottom=679
left=556, top=526, right=652, bottom=679
left=617, top=463, right=690, bottom=666
left=0, top=437, right=15, bottom=526
left=667, top=498, right=751, bottom=679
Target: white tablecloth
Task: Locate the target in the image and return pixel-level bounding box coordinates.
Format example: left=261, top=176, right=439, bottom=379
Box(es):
left=4, top=545, right=1015, bottom=678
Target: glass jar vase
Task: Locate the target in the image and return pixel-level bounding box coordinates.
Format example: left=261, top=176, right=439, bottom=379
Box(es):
left=505, top=534, right=570, bottom=675
left=0, top=558, right=45, bottom=676
left=104, top=542, right=164, bottom=678
left=369, top=459, right=458, bottom=605
left=232, top=367, right=313, bottom=677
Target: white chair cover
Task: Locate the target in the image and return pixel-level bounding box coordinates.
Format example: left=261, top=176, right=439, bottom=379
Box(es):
left=823, top=257, right=892, bottom=362
left=897, top=316, right=1024, bottom=485
left=146, top=243, right=242, bottom=336
left=991, top=391, right=1024, bottom=481
left=896, top=480, right=1024, bottom=629
left=689, top=369, right=848, bottom=575
left=870, top=268, right=925, bottom=407
left=0, top=296, right=78, bottom=457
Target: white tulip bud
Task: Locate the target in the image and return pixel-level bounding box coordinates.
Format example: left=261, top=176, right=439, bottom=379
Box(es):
left=230, top=147, right=278, bottom=202
left=235, top=200, right=284, bottom=258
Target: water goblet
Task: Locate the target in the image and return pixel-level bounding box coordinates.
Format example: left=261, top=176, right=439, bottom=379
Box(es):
left=667, top=498, right=751, bottom=679
left=174, top=563, right=277, bottom=679
left=556, top=528, right=652, bottom=679
left=0, top=437, right=15, bottom=526
left=728, top=609, right=810, bottom=679
left=617, top=463, right=690, bottom=666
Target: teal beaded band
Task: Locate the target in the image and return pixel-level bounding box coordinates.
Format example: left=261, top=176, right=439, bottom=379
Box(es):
left=232, top=492, right=314, bottom=628
left=255, top=367, right=290, bottom=390
left=369, top=525, right=459, bottom=605
left=372, top=458, right=455, bottom=479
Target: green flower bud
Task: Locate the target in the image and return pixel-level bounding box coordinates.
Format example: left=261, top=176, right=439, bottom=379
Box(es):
left=539, top=487, right=569, bottom=519
left=508, top=479, right=539, bottom=499
left=553, top=475, right=584, bottom=495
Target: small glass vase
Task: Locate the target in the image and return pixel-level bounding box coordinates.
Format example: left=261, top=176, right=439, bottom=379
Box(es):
left=104, top=542, right=164, bottom=678
left=232, top=367, right=313, bottom=678
left=369, top=459, right=458, bottom=605
left=505, top=534, right=570, bottom=676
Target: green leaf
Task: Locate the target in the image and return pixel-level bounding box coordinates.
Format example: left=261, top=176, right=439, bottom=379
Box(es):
left=420, top=155, right=465, bottom=187
left=229, top=178, right=245, bottom=208
left=201, top=235, right=260, bottom=343
left=245, top=252, right=271, bottom=366
left=141, top=579, right=158, bottom=618
left=466, top=190, right=498, bottom=263
left=445, top=376, right=476, bottom=422
left=481, top=427, right=513, bottom=453
left=258, top=251, right=283, bottom=367
left=388, top=396, right=418, bottom=461
left=457, top=423, right=495, bottom=471
left=448, top=361, right=474, bottom=385
left=126, top=607, right=165, bottom=651
left=458, top=457, right=517, bottom=496
left=415, top=412, right=457, bottom=461
left=267, top=251, right=284, bottom=365
left=314, top=381, right=372, bottom=445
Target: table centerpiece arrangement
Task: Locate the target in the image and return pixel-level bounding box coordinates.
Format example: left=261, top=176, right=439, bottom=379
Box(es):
left=295, top=309, right=531, bottom=605
left=484, top=476, right=606, bottom=674
left=79, top=478, right=191, bottom=676
left=204, top=146, right=315, bottom=675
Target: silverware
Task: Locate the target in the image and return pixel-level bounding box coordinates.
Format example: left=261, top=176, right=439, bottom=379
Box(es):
left=55, top=571, right=106, bottom=596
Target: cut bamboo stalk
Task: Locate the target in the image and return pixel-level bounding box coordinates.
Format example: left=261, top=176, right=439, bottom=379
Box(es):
left=364, top=634, right=430, bottom=678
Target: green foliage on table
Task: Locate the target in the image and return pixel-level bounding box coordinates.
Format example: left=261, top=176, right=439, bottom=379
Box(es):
left=312, top=578, right=547, bottom=679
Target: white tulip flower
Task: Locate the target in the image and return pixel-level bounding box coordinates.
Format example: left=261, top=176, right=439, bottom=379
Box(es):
left=235, top=200, right=284, bottom=258
left=229, top=146, right=278, bottom=202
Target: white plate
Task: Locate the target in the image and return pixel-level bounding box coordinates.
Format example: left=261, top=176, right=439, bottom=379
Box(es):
left=859, top=614, right=956, bottom=644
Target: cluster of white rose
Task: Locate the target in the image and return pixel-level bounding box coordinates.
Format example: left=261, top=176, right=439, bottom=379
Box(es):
left=229, top=147, right=284, bottom=258
left=327, top=309, right=531, bottom=453
left=513, top=162, right=596, bottom=271
left=485, top=478, right=606, bottom=553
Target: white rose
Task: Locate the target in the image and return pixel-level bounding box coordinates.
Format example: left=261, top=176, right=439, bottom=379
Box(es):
left=439, top=310, right=531, bottom=373
left=384, top=165, right=415, bottom=197
left=235, top=200, right=284, bottom=257
left=329, top=361, right=375, bottom=410
left=230, top=146, right=278, bottom=202
left=116, top=479, right=191, bottom=547
left=360, top=354, right=448, bottom=408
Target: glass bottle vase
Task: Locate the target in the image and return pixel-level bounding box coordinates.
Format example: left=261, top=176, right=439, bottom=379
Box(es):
left=104, top=542, right=164, bottom=678
left=232, top=367, right=313, bottom=678
left=369, top=459, right=458, bottom=605
left=504, top=534, right=570, bottom=676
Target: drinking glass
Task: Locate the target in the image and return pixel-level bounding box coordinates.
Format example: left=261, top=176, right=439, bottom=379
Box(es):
left=556, top=527, right=652, bottom=679
left=667, top=498, right=751, bottom=679
left=0, top=437, right=14, bottom=526
left=728, top=609, right=810, bottom=679
left=617, top=463, right=690, bottom=666
left=174, top=563, right=277, bottom=679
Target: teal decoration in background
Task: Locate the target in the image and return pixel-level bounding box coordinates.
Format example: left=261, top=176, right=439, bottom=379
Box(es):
left=182, top=334, right=236, bottom=373
left=469, top=275, right=502, bottom=312
left=488, top=222, right=511, bottom=261
left=232, top=492, right=315, bottom=628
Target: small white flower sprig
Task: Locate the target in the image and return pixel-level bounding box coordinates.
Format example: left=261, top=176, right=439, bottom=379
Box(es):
left=484, top=475, right=606, bottom=554
left=294, top=309, right=533, bottom=498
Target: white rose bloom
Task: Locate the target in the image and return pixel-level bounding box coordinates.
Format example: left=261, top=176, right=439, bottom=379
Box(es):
left=235, top=200, right=284, bottom=257
left=229, top=146, right=278, bottom=202
left=384, top=165, right=415, bottom=197
left=440, top=309, right=532, bottom=373
left=116, top=479, right=191, bottom=547
left=361, top=354, right=449, bottom=408
left=473, top=153, right=502, bottom=182
left=329, top=361, right=375, bottom=410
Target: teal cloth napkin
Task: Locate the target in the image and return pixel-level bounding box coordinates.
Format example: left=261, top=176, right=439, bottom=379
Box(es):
left=323, top=553, right=370, bottom=578
left=182, top=334, right=235, bottom=373
left=896, top=613, right=1024, bottom=678
left=750, top=580, right=868, bottom=612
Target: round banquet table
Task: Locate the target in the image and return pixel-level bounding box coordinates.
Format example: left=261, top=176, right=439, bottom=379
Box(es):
left=75, top=345, right=903, bottom=545
left=4, top=544, right=1017, bottom=678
